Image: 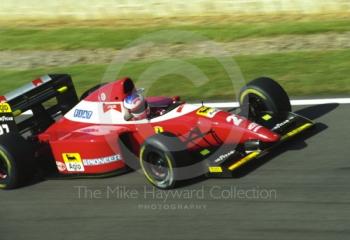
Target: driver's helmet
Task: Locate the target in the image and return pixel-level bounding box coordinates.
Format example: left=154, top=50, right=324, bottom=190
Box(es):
left=123, top=90, right=149, bottom=120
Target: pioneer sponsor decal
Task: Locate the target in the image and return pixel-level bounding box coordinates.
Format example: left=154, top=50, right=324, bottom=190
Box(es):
left=83, top=154, right=122, bottom=166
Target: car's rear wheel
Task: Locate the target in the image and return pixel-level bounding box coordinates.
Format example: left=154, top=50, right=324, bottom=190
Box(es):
left=0, top=134, right=35, bottom=189
left=239, top=77, right=291, bottom=119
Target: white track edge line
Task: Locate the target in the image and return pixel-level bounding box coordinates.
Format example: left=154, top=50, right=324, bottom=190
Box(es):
left=193, top=98, right=350, bottom=108
left=19, top=98, right=350, bottom=116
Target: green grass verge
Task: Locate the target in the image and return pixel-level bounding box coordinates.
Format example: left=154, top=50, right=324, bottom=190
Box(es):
left=1, top=19, right=350, bottom=50
left=1, top=50, right=349, bottom=100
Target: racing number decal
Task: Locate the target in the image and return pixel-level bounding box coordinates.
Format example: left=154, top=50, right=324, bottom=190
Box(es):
left=226, top=115, right=244, bottom=126
left=196, top=106, right=219, bottom=118
left=62, top=153, right=85, bottom=172
left=0, top=103, right=16, bottom=135
left=0, top=124, right=10, bottom=136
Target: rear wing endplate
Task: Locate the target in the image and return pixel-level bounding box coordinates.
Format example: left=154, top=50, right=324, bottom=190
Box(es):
left=0, top=74, right=79, bottom=137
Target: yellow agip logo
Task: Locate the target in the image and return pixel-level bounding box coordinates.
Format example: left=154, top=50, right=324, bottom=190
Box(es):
left=62, top=153, right=85, bottom=172
left=0, top=103, right=12, bottom=113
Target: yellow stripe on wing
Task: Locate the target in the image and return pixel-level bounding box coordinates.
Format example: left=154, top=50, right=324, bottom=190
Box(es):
left=228, top=123, right=313, bottom=172
left=228, top=151, right=261, bottom=171
left=281, top=123, right=313, bottom=141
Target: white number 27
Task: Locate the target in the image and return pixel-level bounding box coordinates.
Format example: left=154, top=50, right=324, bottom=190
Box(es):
left=0, top=124, right=10, bottom=136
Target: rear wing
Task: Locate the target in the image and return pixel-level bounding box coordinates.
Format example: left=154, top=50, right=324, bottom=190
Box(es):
left=0, top=74, right=79, bottom=137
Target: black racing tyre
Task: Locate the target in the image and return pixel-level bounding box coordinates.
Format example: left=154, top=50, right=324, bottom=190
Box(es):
left=80, top=83, right=107, bottom=101
left=0, top=134, right=35, bottom=190
left=140, top=133, right=197, bottom=189
left=239, top=77, right=291, bottom=119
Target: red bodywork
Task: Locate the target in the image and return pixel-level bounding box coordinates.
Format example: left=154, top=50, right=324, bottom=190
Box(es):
left=38, top=78, right=280, bottom=175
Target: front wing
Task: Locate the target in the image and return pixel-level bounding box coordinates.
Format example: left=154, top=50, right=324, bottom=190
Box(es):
left=206, top=112, right=314, bottom=177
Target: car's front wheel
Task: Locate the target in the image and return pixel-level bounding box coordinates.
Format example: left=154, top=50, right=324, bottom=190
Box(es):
left=139, top=133, right=195, bottom=189
left=239, top=77, right=291, bottom=120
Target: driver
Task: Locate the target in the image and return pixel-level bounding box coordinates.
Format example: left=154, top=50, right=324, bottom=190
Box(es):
left=123, top=89, right=150, bottom=121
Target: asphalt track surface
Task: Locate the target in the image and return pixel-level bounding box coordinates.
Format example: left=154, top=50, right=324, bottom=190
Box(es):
left=1, top=103, right=350, bottom=240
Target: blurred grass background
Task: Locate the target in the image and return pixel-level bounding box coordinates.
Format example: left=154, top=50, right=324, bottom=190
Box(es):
left=1, top=19, right=350, bottom=50
left=1, top=50, right=350, bottom=100
left=1, top=14, right=350, bottom=100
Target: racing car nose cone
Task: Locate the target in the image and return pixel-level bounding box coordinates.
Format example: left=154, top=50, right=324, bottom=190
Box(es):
left=255, top=127, right=280, bottom=142
left=243, top=121, right=280, bottom=142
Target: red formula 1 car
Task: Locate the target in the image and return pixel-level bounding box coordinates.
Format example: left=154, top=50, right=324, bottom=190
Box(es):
left=0, top=75, right=314, bottom=189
